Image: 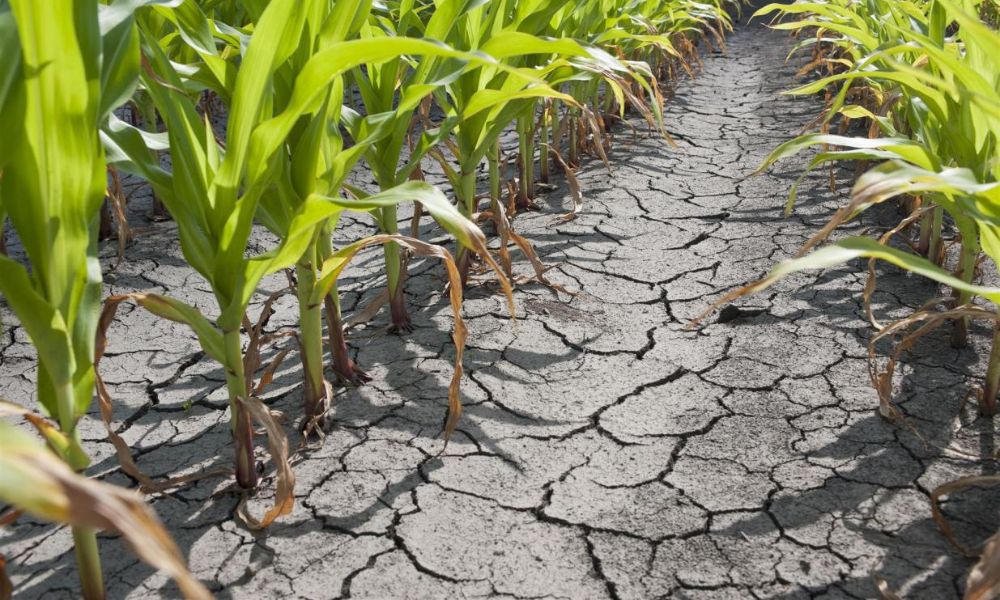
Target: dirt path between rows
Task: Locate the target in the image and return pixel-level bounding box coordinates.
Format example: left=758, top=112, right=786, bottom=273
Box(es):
left=2, top=6, right=996, bottom=600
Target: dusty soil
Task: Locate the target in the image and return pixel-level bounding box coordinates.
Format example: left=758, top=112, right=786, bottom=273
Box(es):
left=2, top=6, right=998, bottom=599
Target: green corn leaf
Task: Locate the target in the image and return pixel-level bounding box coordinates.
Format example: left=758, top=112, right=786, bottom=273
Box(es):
left=5, top=0, right=105, bottom=308
left=0, top=6, right=23, bottom=169
left=214, top=0, right=311, bottom=204
left=756, top=133, right=938, bottom=175
left=333, top=181, right=484, bottom=249
left=245, top=37, right=511, bottom=185
left=738, top=236, right=1000, bottom=307
left=478, top=31, right=590, bottom=60
left=463, top=85, right=576, bottom=121
left=853, top=163, right=1000, bottom=210
left=0, top=257, right=75, bottom=392
left=786, top=70, right=947, bottom=123
left=97, top=0, right=180, bottom=119
left=117, top=293, right=227, bottom=362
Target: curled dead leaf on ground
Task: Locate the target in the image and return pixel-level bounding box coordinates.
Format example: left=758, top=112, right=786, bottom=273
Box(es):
left=344, top=289, right=390, bottom=330
left=866, top=303, right=999, bottom=428
left=298, top=377, right=335, bottom=441
left=236, top=395, right=295, bottom=529
left=931, top=475, right=1000, bottom=560
left=863, top=206, right=932, bottom=330
left=480, top=193, right=573, bottom=297
left=875, top=576, right=904, bottom=600
left=0, top=411, right=211, bottom=599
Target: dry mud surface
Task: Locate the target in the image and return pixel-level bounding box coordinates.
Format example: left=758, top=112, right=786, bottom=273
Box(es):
left=2, top=7, right=998, bottom=600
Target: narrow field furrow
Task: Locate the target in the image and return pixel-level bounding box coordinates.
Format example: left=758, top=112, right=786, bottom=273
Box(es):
left=1, top=6, right=994, bottom=600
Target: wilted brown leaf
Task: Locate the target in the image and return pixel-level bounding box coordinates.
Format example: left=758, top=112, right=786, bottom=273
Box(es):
left=236, top=395, right=296, bottom=529
left=0, top=421, right=211, bottom=599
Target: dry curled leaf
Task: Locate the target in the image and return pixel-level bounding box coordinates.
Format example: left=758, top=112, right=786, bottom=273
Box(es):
left=875, top=576, right=904, bottom=600
left=243, top=287, right=294, bottom=393
left=106, top=165, right=132, bottom=266
left=931, top=475, right=1000, bottom=559
left=535, top=143, right=581, bottom=222
left=236, top=395, right=296, bottom=529
left=0, top=420, right=211, bottom=599
left=316, top=234, right=479, bottom=441
left=863, top=206, right=931, bottom=330
left=867, top=303, right=999, bottom=428
left=482, top=198, right=573, bottom=296
left=344, top=289, right=390, bottom=330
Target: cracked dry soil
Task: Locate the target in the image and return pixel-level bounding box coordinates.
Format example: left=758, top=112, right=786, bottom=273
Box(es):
left=2, top=7, right=999, bottom=600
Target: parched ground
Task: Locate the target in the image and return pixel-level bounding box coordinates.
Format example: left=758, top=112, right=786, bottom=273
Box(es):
left=2, top=6, right=998, bottom=600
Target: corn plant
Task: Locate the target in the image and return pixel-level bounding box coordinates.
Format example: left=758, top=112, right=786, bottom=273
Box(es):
left=148, top=0, right=517, bottom=427
left=431, top=16, right=584, bottom=279
left=745, top=0, right=999, bottom=370
left=346, top=0, right=466, bottom=332
left=250, top=0, right=494, bottom=413
left=104, top=0, right=328, bottom=498
left=707, top=2, right=1000, bottom=596
left=0, top=0, right=175, bottom=594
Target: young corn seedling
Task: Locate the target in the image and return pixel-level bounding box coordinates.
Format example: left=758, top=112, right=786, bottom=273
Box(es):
left=0, top=0, right=169, bottom=594
left=300, top=185, right=515, bottom=440
left=431, top=13, right=588, bottom=280
left=346, top=1, right=468, bottom=333
left=115, top=0, right=515, bottom=445
left=755, top=0, right=999, bottom=348
left=344, top=0, right=571, bottom=325
left=711, top=0, right=1000, bottom=414
left=103, top=0, right=325, bottom=504
left=214, top=0, right=518, bottom=424
left=255, top=0, right=461, bottom=392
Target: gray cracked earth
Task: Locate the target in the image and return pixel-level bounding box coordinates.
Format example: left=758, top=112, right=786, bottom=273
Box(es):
left=2, top=7, right=999, bottom=600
